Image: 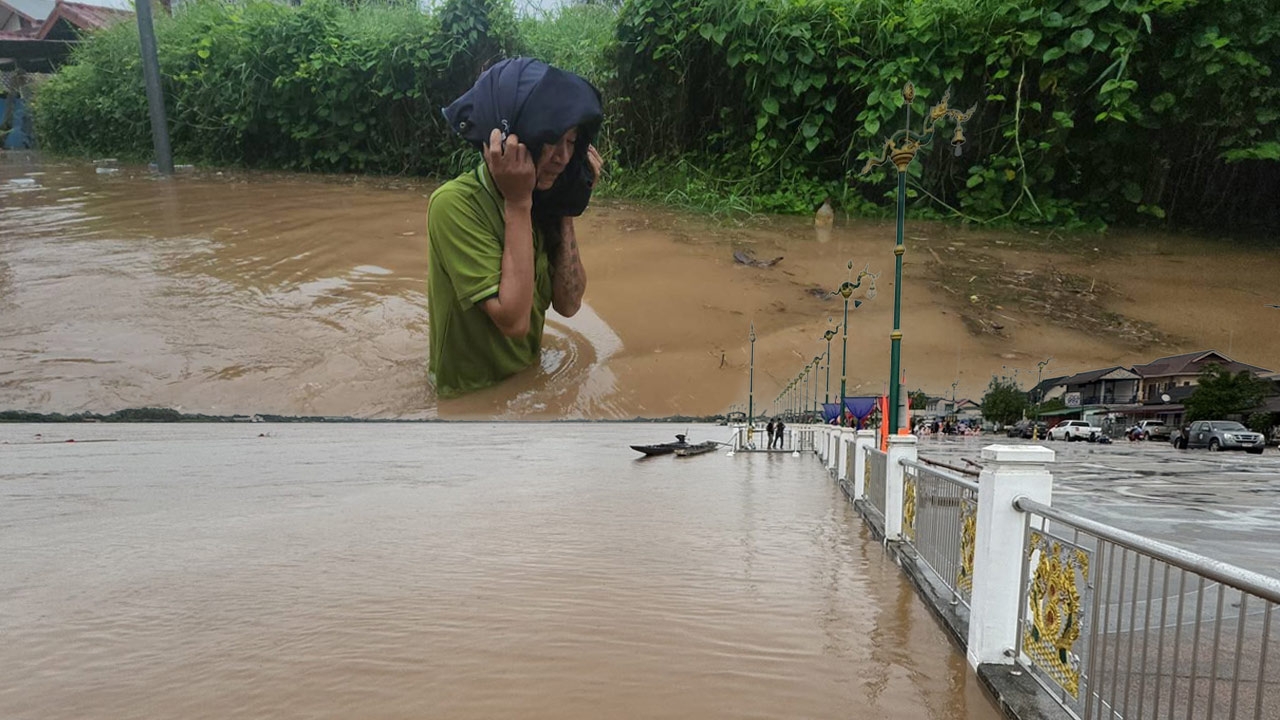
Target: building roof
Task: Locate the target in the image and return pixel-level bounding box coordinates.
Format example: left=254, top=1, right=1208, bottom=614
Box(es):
left=1028, top=375, right=1067, bottom=395
left=0, top=0, right=55, bottom=23
left=35, top=0, right=129, bottom=39
left=1131, top=350, right=1272, bottom=379
left=1060, top=366, right=1140, bottom=386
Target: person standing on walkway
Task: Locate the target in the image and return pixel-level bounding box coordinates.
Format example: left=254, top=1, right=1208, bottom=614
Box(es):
left=428, top=58, right=603, bottom=398
left=766, top=419, right=776, bottom=449
left=774, top=419, right=786, bottom=450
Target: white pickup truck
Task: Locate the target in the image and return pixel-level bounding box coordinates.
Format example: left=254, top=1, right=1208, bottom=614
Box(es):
left=1048, top=420, right=1102, bottom=442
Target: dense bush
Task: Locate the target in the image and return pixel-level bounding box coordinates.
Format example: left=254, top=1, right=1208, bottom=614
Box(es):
left=32, top=0, right=1280, bottom=233
left=35, top=0, right=518, bottom=174
left=612, top=0, right=1280, bottom=231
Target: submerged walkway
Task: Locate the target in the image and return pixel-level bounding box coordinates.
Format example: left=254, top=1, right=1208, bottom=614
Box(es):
left=1, top=422, right=1001, bottom=720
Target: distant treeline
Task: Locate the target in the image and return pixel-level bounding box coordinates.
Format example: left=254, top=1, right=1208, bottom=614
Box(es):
left=31, top=0, right=1279, bottom=233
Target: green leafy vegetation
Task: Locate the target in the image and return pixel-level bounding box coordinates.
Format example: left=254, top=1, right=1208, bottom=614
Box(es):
left=31, top=0, right=1279, bottom=234
left=981, top=374, right=1028, bottom=425
left=1184, top=363, right=1269, bottom=422
left=35, top=0, right=518, bottom=174
left=612, top=0, right=1279, bottom=232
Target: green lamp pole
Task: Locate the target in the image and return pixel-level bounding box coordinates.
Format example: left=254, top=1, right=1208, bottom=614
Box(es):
left=831, top=261, right=878, bottom=405
left=802, top=367, right=809, bottom=423
left=823, top=328, right=836, bottom=404
left=812, top=355, right=822, bottom=420
left=747, top=322, right=756, bottom=427
left=861, top=83, right=975, bottom=435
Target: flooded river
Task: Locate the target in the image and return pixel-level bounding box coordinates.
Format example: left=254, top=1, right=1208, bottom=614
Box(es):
left=1, top=422, right=1001, bottom=719
left=3, top=154, right=1278, bottom=419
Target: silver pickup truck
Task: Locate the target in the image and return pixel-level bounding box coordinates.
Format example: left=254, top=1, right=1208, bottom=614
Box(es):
left=1172, top=420, right=1266, bottom=454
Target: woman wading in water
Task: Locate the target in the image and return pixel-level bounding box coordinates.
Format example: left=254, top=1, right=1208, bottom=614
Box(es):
left=427, top=58, right=603, bottom=397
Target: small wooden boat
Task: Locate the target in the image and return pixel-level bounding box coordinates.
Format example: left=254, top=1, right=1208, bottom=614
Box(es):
left=630, top=434, right=690, bottom=457
left=674, top=441, right=718, bottom=457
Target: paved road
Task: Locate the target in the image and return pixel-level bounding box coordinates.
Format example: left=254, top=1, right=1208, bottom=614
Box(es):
left=914, top=436, right=1280, bottom=578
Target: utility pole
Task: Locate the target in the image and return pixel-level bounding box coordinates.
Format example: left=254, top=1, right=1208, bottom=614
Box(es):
left=135, top=0, right=173, bottom=175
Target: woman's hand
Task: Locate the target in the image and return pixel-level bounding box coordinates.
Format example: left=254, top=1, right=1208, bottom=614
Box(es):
left=485, top=128, right=536, bottom=206
left=587, top=145, right=603, bottom=185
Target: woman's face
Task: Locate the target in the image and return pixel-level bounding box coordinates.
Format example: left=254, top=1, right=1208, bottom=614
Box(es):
left=534, top=127, right=579, bottom=191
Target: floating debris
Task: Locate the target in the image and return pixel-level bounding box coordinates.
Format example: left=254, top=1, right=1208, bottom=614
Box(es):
left=733, top=249, right=783, bottom=268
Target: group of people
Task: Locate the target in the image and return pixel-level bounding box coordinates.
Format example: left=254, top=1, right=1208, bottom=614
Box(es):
left=764, top=419, right=787, bottom=450
left=915, top=419, right=983, bottom=437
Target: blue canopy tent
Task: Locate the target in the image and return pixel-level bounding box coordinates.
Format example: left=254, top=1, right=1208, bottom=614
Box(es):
left=842, top=397, right=881, bottom=429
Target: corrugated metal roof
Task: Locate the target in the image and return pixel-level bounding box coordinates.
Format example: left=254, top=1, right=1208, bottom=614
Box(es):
left=0, top=0, right=55, bottom=22
left=35, top=0, right=130, bottom=39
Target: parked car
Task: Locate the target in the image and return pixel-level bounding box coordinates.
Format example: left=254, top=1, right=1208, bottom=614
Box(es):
left=1005, top=419, right=1050, bottom=439
left=1048, top=420, right=1102, bottom=442
left=1172, top=421, right=1265, bottom=454
left=1137, top=420, right=1171, bottom=441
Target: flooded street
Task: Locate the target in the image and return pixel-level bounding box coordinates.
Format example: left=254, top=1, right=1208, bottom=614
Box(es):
left=1, top=422, right=1001, bottom=720
left=3, top=154, right=1279, bottom=419
left=915, top=436, right=1280, bottom=577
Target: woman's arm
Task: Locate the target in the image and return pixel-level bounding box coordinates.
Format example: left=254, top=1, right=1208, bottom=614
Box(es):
left=551, top=216, right=586, bottom=317
left=480, top=129, right=537, bottom=338
left=550, top=146, right=601, bottom=318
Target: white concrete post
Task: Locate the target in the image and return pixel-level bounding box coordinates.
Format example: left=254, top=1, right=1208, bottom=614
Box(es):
left=818, top=426, right=827, bottom=461
left=837, top=428, right=856, bottom=483
left=967, top=444, right=1055, bottom=670
left=826, top=428, right=839, bottom=472
left=883, top=435, right=918, bottom=541
left=852, top=429, right=876, bottom=500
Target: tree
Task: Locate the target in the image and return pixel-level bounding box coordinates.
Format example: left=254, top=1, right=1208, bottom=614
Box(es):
left=981, top=375, right=1028, bottom=426
left=1184, top=364, right=1268, bottom=422
left=1247, top=412, right=1273, bottom=435
left=908, top=389, right=929, bottom=410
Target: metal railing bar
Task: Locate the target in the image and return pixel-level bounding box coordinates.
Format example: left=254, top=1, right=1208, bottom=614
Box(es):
left=1014, top=497, right=1280, bottom=604
left=900, top=457, right=979, bottom=491
left=1135, top=556, right=1155, bottom=719
left=1207, top=585, right=1226, bottom=720
left=1186, top=576, right=1206, bottom=720
left=1122, top=553, right=1141, bottom=716
left=1084, top=537, right=1106, bottom=720
left=1229, top=590, right=1246, bottom=719
left=1151, top=562, right=1171, bottom=719
left=1171, top=568, right=1187, bottom=719
left=915, top=455, right=981, bottom=478
left=1111, top=547, right=1128, bottom=717
left=1255, top=600, right=1272, bottom=720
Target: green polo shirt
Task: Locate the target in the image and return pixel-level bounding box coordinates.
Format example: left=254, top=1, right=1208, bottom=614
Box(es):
left=427, top=163, right=552, bottom=398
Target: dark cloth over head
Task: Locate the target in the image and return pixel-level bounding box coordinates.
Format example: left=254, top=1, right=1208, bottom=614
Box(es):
left=442, top=58, right=603, bottom=218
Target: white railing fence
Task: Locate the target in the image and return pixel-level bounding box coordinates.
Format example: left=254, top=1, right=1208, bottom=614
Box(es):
left=811, top=432, right=1280, bottom=720
left=900, top=458, right=978, bottom=609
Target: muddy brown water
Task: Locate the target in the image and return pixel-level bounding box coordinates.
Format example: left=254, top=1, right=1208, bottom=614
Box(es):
left=3, top=154, right=1278, bottom=419
left=0, top=422, right=1003, bottom=719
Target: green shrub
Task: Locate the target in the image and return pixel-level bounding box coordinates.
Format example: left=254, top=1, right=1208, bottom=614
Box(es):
left=35, top=0, right=518, bottom=174
left=612, top=0, right=1280, bottom=232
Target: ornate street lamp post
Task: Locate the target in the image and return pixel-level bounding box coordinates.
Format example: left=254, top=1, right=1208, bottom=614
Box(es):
left=862, top=83, right=975, bottom=435
left=823, top=327, right=837, bottom=405
left=1036, top=357, right=1053, bottom=419
left=831, top=261, right=878, bottom=406
left=802, top=367, right=810, bottom=423
left=812, top=355, right=822, bottom=420
left=747, top=322, right=757, bottom=427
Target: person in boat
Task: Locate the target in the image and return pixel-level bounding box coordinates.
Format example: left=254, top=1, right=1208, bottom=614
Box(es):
left=427, top=58, right=604, bottom=397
